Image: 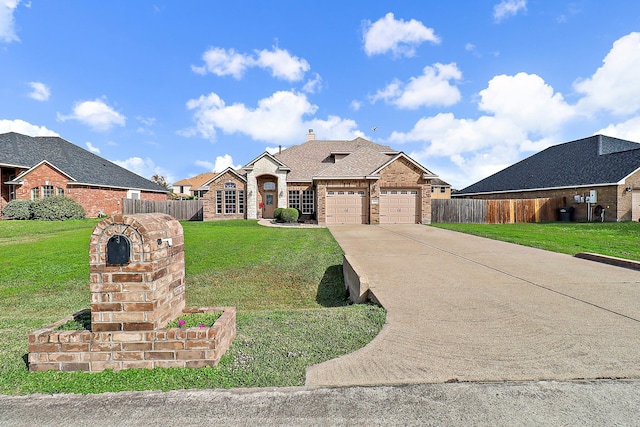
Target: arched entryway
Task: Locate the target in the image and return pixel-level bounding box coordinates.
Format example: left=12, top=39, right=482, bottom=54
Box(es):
left=257, top=175, right=279, bottom=218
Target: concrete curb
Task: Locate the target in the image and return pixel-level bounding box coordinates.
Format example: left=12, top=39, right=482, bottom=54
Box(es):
left=575, top=252, right=640, bottom=271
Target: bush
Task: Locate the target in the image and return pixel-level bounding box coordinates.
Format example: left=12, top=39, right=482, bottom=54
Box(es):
left=31, top=196, right=85, bottom=220
left=2, top=199, right=33, bottom=220
left=273, top=207, right=284, bottom=222
left=281, top=207, right=299, bottom=223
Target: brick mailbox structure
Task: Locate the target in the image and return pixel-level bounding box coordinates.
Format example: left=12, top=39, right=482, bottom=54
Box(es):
left=28, top=213, right=236, bottom=372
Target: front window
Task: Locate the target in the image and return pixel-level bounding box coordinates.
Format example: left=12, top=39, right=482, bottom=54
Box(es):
left=42, top=185, right=54, bottom=198
left=302, top=190, right=314, bottom=214
left=440, top=187, right=446, bottom=193
left=288, top=191, right=300, bottom=210
left=31, top=187, right=39, bottom=200
left=225, top=190, right=236, bottom=214
left=127, top=190, right=140, bottom=199
left=56, top=187, right=64, bottom=196
left=216, top=191, right=223, bottom=214
left=238, top=190, right=245, bottom=214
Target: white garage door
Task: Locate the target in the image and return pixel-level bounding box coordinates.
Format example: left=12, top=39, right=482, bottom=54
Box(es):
left=326, top=189, right=367, bottom=224
left=379, top=189, right=419, bottom=224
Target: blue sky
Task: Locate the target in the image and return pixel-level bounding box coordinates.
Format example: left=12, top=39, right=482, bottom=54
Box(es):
left=2, top=1, right=640, bottom=189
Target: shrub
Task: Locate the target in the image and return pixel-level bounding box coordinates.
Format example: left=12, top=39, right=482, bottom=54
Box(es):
left=31, top=196, right=85, bottom=220
left=281, top=207, right=299, bottom=223
left=1, top=199, right=33, bottom=220
left=274, top=207, right=284, bottom=222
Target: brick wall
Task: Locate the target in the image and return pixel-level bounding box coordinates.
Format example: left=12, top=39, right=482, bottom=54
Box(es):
left=203, top=171, right=246, bottom=220
left=28, top=213, right=236, bottom=372
left=377, top=157, right=432, bottom=224
left=4, top=163, right=166, bottom=217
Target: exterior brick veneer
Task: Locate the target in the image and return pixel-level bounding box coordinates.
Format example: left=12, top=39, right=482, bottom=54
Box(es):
left=28, top=213, right=236, bottom=372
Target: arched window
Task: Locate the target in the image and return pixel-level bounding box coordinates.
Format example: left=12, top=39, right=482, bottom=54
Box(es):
left=264, top=182, right=276, bottom=190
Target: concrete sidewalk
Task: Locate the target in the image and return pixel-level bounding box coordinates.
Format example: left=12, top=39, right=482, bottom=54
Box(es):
left=307, top=225, right=640, bottom=387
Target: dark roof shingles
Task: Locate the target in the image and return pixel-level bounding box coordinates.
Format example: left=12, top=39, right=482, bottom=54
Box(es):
left=458, top=135, right=640, bottom=194
left=0, top=132, right=166, bottom=192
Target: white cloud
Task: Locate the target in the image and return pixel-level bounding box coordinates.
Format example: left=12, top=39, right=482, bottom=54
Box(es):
left=388, top=71, right=575, bottom=187
left=195, top=160, right=214, bottom=170
left=596, top=117, right=640, bottom=142
left=57, top=98, right=126, bottom=132
left=113, top=156, right=173, bottom=183
left=362, top=12, right=440, bottom=57
left=213, top=154, right=242, bottom=172
left=574, top=32, right=640, bottom=116
left=0, top=0, right=20, bottom=43
left=27, top=81, right=50, bottom=101
left=493, top=0, right=527, bottom=22
left=192, top=46, right=310, bottom=82
left=350, top=100, right=362, bottom=111
left=85, top=141, right=100, bottom=154
left=0, top=118, right=58, bottom=136
left=371, top=63, right=462, bottom=109
left=303, top=72, right=323, bottom=94
left=255, top=47, right=310, bottom=81
left=478, top=72, right=574, bottom=134
left=184, top=90, right=359, bottom=144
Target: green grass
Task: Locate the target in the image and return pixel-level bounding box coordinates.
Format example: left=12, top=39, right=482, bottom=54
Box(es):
left=0, top=219, right=386, bottom=395
left=432, top=221, right=640, bottom=260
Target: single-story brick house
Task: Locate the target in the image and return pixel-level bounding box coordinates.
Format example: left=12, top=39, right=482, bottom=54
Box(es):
left=454, top=135, right=640, bottom=222
left=197, top=130, right=438, bottom=224
left=0, top=132, right=168, bottom=217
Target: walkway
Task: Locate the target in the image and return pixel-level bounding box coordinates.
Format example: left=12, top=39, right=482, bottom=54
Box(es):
left=306, top=225, right=640, bottom=387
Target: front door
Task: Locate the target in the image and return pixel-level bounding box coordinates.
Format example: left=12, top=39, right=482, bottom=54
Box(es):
left=263, top=192, right=276, bottom=218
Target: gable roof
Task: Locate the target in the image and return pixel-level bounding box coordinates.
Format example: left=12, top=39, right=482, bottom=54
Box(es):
left=0, top=132, right=167, bottom=192
left=457, top=135, right=640, bottom=195
left=173, top=172, right=216, bottom=188
left=273, top=137, right=401, bottom=182
left=197, top=167, right=247, bottom=190
left=244, top=151, right=291, bottom=171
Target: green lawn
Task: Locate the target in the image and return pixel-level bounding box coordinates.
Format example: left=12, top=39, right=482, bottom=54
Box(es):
left=432, top=221, right=640, bottom=261
left=0, top=219, right=385, bottom=395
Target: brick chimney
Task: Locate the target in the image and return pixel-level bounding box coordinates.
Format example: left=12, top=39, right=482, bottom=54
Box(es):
left=306, top=129, right=315, bottom=141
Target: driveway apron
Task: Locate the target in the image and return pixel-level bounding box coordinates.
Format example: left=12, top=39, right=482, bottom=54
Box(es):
left=306, top=225, right=640, bottom=387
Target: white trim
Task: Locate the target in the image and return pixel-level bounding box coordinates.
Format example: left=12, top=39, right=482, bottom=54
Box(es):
left=243, top=151, right=291, bottom=171
left=371, top=152, right=438, bottom=178
left=12, top=160, right=76, bottom=182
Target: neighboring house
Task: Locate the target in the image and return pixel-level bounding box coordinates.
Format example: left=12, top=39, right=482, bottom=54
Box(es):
left=0, top=132, right=168, bottom=217
left=430, top=178, right=452, bottom=199
left=200, top=130, right=439, bottom=224
left=172, top=172, right=216, bottom=198
left=454, top=135, right=640, bottom=222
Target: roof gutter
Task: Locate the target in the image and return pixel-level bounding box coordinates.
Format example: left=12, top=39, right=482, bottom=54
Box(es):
left=453, top=182, right=620, bottom=197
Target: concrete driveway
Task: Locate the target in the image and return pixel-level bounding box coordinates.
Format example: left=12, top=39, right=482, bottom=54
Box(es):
left=307, top=224, right=640, bottom=387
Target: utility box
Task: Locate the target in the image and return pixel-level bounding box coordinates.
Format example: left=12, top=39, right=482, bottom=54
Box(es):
left=586, top=189, right=597, bottom=203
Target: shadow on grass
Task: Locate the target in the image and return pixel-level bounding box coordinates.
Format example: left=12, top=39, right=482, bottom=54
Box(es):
left=316, top=264, right=350, bottom=307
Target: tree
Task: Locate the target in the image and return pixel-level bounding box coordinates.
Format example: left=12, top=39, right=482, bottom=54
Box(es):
left=151, top=174, right=171, bottom=190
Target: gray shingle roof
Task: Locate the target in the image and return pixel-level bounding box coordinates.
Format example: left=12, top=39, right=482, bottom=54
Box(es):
left=273, top=137, right=398, bottom=181
left=457, top=135, right=640, bottom=195
left=0, top=132, right=167, bottom=192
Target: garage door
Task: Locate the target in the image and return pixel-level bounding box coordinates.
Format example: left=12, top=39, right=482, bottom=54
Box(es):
left=326, top=189, right=367, bottom=224
left=379, top=189, right=419, bottom=224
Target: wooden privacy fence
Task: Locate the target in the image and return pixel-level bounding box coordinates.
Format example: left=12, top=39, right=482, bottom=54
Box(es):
left=431, top=198, right=565, bottom=224
left=122, top=199, right=204, bottom=221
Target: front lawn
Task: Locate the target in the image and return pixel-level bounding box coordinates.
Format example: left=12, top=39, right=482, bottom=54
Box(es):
left=0, top=219, right=385, bottom=395
left=432, top=221, right=640, bottom=260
